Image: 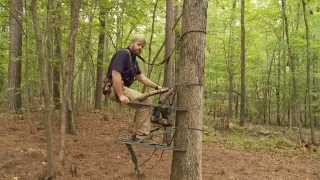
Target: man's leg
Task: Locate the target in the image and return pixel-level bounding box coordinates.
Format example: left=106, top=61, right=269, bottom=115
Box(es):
left=123, top=87, right=152, bottom=136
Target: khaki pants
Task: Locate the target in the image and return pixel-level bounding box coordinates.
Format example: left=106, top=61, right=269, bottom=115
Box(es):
left=109, top=86, right=152, bottom=136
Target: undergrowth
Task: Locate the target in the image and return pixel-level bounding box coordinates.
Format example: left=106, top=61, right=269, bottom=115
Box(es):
left=204, top=123, right=320, bottom=156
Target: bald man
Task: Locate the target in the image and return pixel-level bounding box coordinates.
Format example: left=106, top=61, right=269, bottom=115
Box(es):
left=106, top=35, right=162, bottom=141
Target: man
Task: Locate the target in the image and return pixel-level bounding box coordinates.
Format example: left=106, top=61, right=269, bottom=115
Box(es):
left=106, top=35, right=162, bottom=141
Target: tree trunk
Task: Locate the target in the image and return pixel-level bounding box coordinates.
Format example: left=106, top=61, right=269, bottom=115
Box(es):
left=226, top=0, right=237, bottom=129
left=301, top=0, right=316, bottom=144
left=60, top=0, right=81, bottom=161
left=162, top=0, right=175, bottom=144
left=23, top=0, right=32, bottom=105
left=53, top=1, right=62, bottom=109
left=239, top=0, right=246, bottom=126
left=31, top=0, right=55, bottom=177
left=163, top=0, right=175, bottom=88
left=95, top=6, right=106, bottom=109
left=281, top=0, right=297, bottom=129
left=170, top=0, right=208, bottom=179
left=8, top=0, right=23, bottom=113
left=81, top=4, right=95, bottom=111
left=147, top=0, right=160, bottom=78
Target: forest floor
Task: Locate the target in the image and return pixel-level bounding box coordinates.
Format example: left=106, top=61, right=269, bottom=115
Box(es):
left=0, top=109, right=320, bottom=180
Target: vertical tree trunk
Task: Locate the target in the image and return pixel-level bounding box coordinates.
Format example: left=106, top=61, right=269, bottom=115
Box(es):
left=147, top=0, right=160, bottom=78
left=163, top=0, right=175, bottom=88
left=266, top=51, right=275, bottom=124
left=8, top=0, right=23, bottom=113
left=301, top=0, right=316, bottom=144
left=31, top=0, right=55, bottom=177
left=53, top=1, right=62, bottom=109
left=226, top=0, right=237, bottom=129
left=46, top=0, right=55, bottom=102
left=162, top=0, right=175, bottom=144
left=239, top=0, right=246, bottom=126
left=95, top=6, right=106, bottom=109
left=81, top=4, right=95, bottom=110
left=170, top=0, right=208, bottom=179
left=276, top=48, right=281, bottom=125
left=23, top=0, right=32, bottom=105
left=60, top=0, right=81, bottom=161
left=281, top=0, right=297, bottom=129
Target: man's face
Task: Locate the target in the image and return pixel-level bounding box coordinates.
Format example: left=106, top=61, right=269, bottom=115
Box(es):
left=130, top=41, right=145, bottom=55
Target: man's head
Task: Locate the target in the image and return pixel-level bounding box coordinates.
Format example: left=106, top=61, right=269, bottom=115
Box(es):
left=128, top=34, right=146, bottom=55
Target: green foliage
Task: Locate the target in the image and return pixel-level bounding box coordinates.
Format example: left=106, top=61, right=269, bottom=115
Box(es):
left=0, top=0, right=8, bottom=92
left=204, top=124, right=303, bottom=153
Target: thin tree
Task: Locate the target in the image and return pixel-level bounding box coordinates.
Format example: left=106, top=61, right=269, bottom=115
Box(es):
left=8, top=0, right=22, bottom=113
left=60, top=0, right=82, bottom=161
left=163, top=0, right=175, bottom=89
left=31, top=0, right=55, bottom=177
left=147, top=0, right=160, bottom=78
left=52, top=0, right=63, bottom=109
left=170, top=0, right=208, bottom=179
left=162, top=0, right=175, bottom=143
left=301, top=0, right=316, bottom=144
left=281, top=0, right=305, bottom=143
left=239, top=0, right=246, bottom=126
left=95, top=2, right=106, bottom=109
left=225, top=0, right=237, bottom=129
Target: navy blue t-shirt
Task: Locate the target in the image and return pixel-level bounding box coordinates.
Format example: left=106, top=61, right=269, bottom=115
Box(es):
left=107, top=48, right=141, bottom=87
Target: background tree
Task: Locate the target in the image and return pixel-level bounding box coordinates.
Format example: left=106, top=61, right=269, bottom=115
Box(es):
left=94, top=0, right=106, bottom=109
left=8, top=0, right=22, bottom=113
left=239, top=0, right=246, bottom=126
left=31, top=0, right=55, bottom=177
left=60, top=0, right=82, bottom=161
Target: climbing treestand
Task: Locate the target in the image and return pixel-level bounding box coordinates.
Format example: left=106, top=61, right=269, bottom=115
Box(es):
left=118, top=88, right=187, bottom=177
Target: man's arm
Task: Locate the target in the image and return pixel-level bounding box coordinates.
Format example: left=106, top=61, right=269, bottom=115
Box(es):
left=136, top=74, right=162, bottom=89
left=112, top=70, right=129, bottom=103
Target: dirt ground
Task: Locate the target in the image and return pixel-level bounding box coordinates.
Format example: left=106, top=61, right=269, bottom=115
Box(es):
left=0, top=110, right=319, bottom=180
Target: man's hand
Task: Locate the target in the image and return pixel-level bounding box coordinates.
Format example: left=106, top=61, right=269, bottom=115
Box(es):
left=119, top=95, right=130, bottom=104
left=155, top=85, right=162, bottom=90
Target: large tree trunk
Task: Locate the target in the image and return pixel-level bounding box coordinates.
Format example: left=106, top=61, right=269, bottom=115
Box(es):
left=95, top=6, right=106, bottom=109
left=8, top=0, right=23, bottom=113
left=60, top=0, right=81, bottom=161
left=170, top=0, right=207, bottom=179
left=239, top=0, right=246, bottom=126
left=301, top=0, right=316, bottom=144
left=31, top=0, right=55, bottom=178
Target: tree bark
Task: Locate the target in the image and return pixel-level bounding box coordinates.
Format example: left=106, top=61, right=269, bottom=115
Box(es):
left=8, top=0, right=23, bottom=113
left=31, top=0, right=55, bottom=177
left=53, top=1, right=63, bottom=109
left=226, top=0, right=237, bottom=129
left=163, top=0, right=175, bottom=88
left=95, top=5, right=106, bottom=109
left=239, top=0, right=246, bottom=126
left=276, top=48, right=281, bottom=125
left=301, top=0, right=316, bottom=144
left=281, top=0, right=297, bottom=129
left=170, top=0, right=208, bottom=179
left=60, top=0, right=81, bottom=161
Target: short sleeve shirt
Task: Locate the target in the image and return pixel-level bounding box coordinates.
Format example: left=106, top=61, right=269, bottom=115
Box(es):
left=107, top=48, right=141, bottom=87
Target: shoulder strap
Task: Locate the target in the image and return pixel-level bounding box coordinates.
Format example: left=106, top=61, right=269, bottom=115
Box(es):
left=119, top=48, right=132, bottom=66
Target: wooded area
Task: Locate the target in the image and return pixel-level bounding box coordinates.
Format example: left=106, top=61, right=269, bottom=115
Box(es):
left=1, top=0, right=320, bottom=179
